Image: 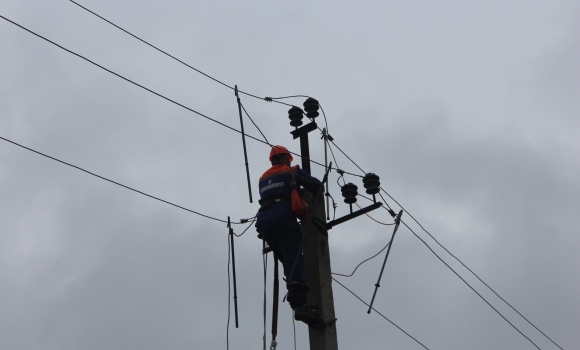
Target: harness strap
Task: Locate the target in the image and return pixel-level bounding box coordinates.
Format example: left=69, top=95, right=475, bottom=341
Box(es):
left=259, top=196, right=290, bottom=209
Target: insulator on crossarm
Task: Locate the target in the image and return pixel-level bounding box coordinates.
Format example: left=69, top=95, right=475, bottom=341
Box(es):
left=303, top=98, right=319, bottom=119
left=341, top=182, right=358, bottom=213
left=363, top=173, right=381, bottom=202
left=288, top=106, right=304, bottom=127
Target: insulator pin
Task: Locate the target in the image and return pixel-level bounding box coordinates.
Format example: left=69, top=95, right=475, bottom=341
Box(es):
left=363, top=173, right=381, bottom=195
left=341, top=183, right=358, bottom=204
left=288, top=106, right=304, bottom=127
left=303, top=98, right=319, bottom=119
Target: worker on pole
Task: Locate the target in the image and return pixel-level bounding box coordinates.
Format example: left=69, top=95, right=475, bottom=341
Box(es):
left=256, top=145, right=324, bottom=326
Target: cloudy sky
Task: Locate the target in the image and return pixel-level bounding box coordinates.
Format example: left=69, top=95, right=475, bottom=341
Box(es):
left=0, top=0, right=578, bottom=349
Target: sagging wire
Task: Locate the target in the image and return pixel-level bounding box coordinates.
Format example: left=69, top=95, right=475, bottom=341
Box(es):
left=332, top=241, right=392, bottom=278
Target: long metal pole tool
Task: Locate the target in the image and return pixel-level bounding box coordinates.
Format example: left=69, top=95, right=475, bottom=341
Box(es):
left=270, top=257, right=279, bottom=350
left=228, top=216, right=240, bottom=327
left=235, top=85, right=253, bottom=203
left=367, top=210, right=403, bottom=314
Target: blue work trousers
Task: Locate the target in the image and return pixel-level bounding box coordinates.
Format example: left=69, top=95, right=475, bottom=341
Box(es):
left=257, top=216, right=307, bottom=285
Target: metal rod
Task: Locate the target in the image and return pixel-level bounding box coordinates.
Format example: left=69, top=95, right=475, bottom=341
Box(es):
left=271, top=256, right=279, bottom=349
left=235, top=85, right=253, bottom=203
left=326, top=202, right=383, bottom=229
left=323, top=128, right=330, bottom=220
left=228, top=216, right=240, bottom=327
left=367, top=210, right=403, bottom=314
left=300, top=133, right=311, bottom=174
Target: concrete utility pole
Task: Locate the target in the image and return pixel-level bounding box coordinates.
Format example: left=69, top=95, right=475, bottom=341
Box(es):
left=290, top=99, right=338, bottom=349
left=302, top=190, right=339, bottom=350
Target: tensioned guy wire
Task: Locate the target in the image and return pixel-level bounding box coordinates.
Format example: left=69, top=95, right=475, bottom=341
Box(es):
left=0, top=14, right=362, bottom=179
left=332, top=277, right=430, bottom=349
left=0, top=135, right=240, bottom=224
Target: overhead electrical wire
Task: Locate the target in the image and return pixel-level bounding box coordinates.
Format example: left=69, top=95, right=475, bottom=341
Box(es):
left=332, top=277, right=430, bottom=349
left=376, top=193, right=564, bottom=349
left=401, top=220, right=542, bottom=349
left=332, top=241, right=391, bottom=278
left=0, top=135, right=243, bottom=224
left=321, top=114, right=562, bottom=348
left=68, top=0, right=295, bottom=108
left=2, top=9, right=561, bottom=349
left=240, top=103, right=269, bottom=144
left=327, top=140, right=394, bottom=225
left=0, top=14, right=362, bottom=179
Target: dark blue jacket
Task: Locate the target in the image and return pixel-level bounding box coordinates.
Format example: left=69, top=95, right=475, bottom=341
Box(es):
left=256, top=162, right=322, bottom=223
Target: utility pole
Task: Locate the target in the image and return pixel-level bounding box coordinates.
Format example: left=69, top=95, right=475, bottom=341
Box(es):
left=290, top=98, right=339, bottom=350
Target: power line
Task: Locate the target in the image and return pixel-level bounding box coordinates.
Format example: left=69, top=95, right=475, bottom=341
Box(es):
left=378, top=193, right=564, bottom=350
left=240, top=103, right=269, bottom=144
left=0, top=135, right=241, bottom=224
left=401, top=220, right=542, bottom=349
left=4, top=11, right=558, bottom=349
left=332, top=277, right=430, bottom=349
left=0, top=14, right=362, bottom=179
left=311, top=106, right=561, bottom=348
left=332, top=241, right=391, bottom=278
left=68, top=0, right=296, bottom=108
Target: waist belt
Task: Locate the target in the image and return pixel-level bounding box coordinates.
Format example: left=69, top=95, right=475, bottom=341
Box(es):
left=259, top=197, right=290, bottom=209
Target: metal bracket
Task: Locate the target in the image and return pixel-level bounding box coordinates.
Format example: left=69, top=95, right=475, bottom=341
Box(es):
left=326, top=202, right=383, bottom=229
left=290, top=121, right=317, bottom=140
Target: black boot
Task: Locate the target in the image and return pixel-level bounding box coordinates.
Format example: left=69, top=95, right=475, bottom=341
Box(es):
left=287, top=283, right=324, bottom=327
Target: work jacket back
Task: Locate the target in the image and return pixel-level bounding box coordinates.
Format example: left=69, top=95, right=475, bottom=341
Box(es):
left=256, top=162, right=322, bottom=224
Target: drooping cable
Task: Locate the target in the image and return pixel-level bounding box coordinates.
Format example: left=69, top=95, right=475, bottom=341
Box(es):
left=332, top=241, right=391, bottom=278
left=0, top=15, right=363, bottom=179
left=401, top=220, right=541, bottom=349
left=233, top=218, right=256, bottom=237
left=68, top=0, right=296, bottom=108
left=0, top=135, right=242, bottom=224
left=332, top=277, right=430, bottom=349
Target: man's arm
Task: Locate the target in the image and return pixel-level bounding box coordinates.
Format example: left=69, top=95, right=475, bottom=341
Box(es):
left=296, top=168, right=323, bottom=194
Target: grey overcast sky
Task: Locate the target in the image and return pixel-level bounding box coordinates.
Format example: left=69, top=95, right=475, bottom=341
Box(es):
left=0, top=0, right=578, bottom=349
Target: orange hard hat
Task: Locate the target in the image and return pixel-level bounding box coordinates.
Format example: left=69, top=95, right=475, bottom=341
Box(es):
left=269, top=145, right=293, bottom=162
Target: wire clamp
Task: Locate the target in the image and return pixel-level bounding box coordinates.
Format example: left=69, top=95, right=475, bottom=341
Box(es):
left=264, top=97, right=273, bottom=102
left=269, top=339, right=277, bottom=350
